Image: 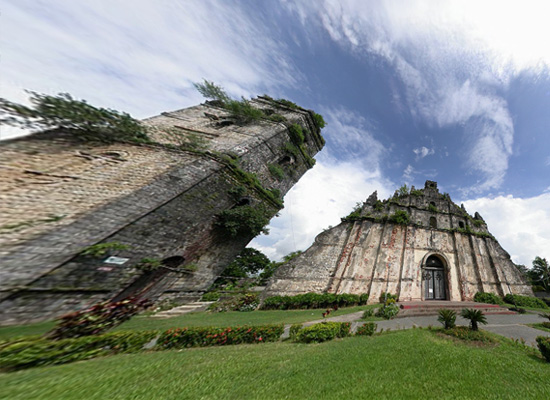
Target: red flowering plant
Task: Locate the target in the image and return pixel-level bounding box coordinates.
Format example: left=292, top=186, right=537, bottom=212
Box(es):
left=157, top=324, right=284, bottom=349
left=45, top=297, right=152, bottom=340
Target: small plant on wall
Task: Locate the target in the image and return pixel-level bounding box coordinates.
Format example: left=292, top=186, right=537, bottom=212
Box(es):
left=80, top=242, right=130, bottom=258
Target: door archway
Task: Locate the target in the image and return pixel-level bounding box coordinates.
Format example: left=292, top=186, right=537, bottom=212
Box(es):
left=422, top=255, right=447, bottom=300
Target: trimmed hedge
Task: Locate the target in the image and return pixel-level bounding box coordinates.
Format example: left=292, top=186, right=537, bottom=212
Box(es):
left=0, top=331, right=158, bottom=371
left=536, top=336, right=550, bottom=362
left=474, top=292, right=504, bottom=305
left=356, top=322, right=377, bottom=336
left=156, top=324, right=284, bottom=349
left=503, top=294, right=549, bottom=309
left=261, top=292, right=368, bottom=310
left=294, top=322, right=351, bottom=343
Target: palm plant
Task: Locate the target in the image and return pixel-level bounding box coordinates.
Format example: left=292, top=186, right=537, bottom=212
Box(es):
left=460, top=308, right=488, bottom=331
left=437, top=308, right=456, bottom=330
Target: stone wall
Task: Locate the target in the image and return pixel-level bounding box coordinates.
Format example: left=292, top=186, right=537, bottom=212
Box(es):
left=0, top=98, right=324, bottom=325
left=264, top=181, right=532, bottom=303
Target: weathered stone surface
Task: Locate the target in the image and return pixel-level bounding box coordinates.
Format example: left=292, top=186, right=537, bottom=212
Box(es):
left=0, top=98, right=324, bottom=325
left=264, top=180, right=532, bottom=303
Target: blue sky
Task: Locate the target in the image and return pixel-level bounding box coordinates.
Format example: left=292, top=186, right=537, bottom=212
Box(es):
left=1, top=0, right=549, bottom=265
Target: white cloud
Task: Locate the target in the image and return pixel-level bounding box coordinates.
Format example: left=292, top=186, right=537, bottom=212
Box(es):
left=462, top=192, right=550, bottom=266
left=284, top=0, right=550, bottom=193
left=0, top=0, right=301, bottom=138
left=403, top=164, right=415, bottom=182
left=250, top=154, right=394, bottom=261
left=413, top=146, right=435, bottom=160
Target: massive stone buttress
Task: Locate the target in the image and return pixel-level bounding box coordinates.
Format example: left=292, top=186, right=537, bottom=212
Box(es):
left=264, top=181, right=532, bottom=303
left=0, top=97, right=324, bottom=325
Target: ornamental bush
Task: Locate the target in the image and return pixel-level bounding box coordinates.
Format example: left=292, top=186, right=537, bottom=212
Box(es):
left=261, top=292, right=368, bottom=310
left=289, top=324, right=303, bottom=340
left=503, top=294, right=549, bottom=309
left=474, top=292, right=504, bottom=305
left=536, top=336, right=550, bottom=362
left=0, top=331, right=158, bottom=371
left=355, top=322, right=377, bottom=336
left=156, top=324, right=283, bottom=349
left=441, top=326, right=495, bottom=344
left=294, top=322, right=351, bottom=343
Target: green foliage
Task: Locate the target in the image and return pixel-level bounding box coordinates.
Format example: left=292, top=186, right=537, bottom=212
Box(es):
left=355, top=322, right=377, bottom=336
left=289, top=324, right=303, bottom=340
left=460, top=308, right=488, bottom=331
left=288, top=123, right=305, bottom=145
left=388, top=210, right=410, bottom=225
left=0, top=91, right=151, bottom=143
left=531, top=256, right=550, bottom=292
left=275, top=98, right=299, bottom=109
left=201, top=292, right=221, bottom=302
left=268, top=113, right=287, bottom=123
left=135, top=258, right=162, bottom=272
left=536, top=336, right=550, bottom=362
left=156, top=324, right=283, bottom=349
left=341, top=202, right=363, bottom=222
left=410, top=189, right=423, bottom=197
left=474, top=292, right=504, bottom=305
left=503, top=294, right=549, bottom=309
left=216, top=248, right=272, bottom=287
left=312, top=112, right=326, bottom=129
left=193, top=80, right=231, bottom=104
left=225, top=98, right=265, bottom=123
left=268, top=163, right=285, bottom=180
left=46, top=297, right=152, bottom=340
left=441, top=326, right=496, bottom=343
left=0, top=330, right=158, bottom=371
left=294, top=322, right=351, bottom=343
left=261, top=292, right=368, bottom=310
left=397, top=184, right=409, bottom=197
left=378, top=292, right=398, bottom=303
left=437, top=309, right=457, bottom=330
left=361, top=309, right=374, bottom=319
left=79, top=242, right=129, bottom=258
left=216, top=204, right=272, bottom=237
left=375, top=299, right=399, bottom=319
left=208, top=293, right=259, bottom=312
left=471, top=219, right=484, bottom=227
left=428, top=204, right=438, bottom=213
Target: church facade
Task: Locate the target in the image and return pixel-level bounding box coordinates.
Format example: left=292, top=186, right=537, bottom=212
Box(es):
left=264, top=181, right=532, bottom=303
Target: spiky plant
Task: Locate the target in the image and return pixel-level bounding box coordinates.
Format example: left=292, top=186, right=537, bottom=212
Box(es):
left=461, top=308, right=488, bottom=331
left=437, top=308, right=457, bottom=330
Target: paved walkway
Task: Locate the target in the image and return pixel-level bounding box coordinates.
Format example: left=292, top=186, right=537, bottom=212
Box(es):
left=291, top=311, right=550, bottom=347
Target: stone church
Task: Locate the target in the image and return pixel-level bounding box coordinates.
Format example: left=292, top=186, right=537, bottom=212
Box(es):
left=0, top=97, right=324, bottom=325
left=264, top=181, right=532, bottom=303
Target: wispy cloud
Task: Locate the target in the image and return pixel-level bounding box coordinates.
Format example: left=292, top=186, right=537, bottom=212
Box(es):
left=284, top=0, right=550, bottom=194
left=413, top=146, right=435, bottom=160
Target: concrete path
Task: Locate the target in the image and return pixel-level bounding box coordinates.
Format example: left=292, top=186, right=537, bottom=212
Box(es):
left=290, top=311, right=550, bottom=347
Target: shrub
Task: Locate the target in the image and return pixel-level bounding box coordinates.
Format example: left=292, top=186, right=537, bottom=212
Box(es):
left=361, top=309, right=374, bottom=319
left=542, top=322, right=550, bottom=329
left=288, top=124, right=305, bottom=145
left=46, top=297, right=152, bottom=340
left=356, top=322, right=377, bottom=336
left=201, top=292, right=221, bottom=301
left=157, top=324, right=283, bottom=349
left=378, top=292, right=398, bottom=303
left=216, top=204, right=272, bottom=237
left=294, top=322, right=351, bottom=343
left=289, top=324, right=303, bottom=340
left=376, top=299, right=400, bottom=320
left=503, top=294, right=549, bottom=309
left=442, top=326, right=495, bottom=344
left=388, top=210, right=410, bottom=225
left=474, top=292, right=504, bottom=305
left=460, top=308, right=488, bottom=331
left=536, top=336, right=550, bottom=362
left=437, top=309, right=457, bottom=330
left=261, top=292, right=368, bottom=310
left=209, top=293, right=259, bottom=312
left=312, top=112, right=326, bottom=129
left=268, top=164, right=285, bottom=180
left=80, top=242, right=129, bottom=258
left=0, top=331, right=158, bottom=371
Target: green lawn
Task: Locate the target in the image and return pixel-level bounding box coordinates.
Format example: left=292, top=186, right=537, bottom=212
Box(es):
left=0, top=305, right=376, bottom=340
left=528, top=323, right=550, bottom=333
left=1, top=329, right=549, bottom=399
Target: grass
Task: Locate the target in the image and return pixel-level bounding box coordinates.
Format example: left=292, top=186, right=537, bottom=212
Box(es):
left=0, top=305, right=375, bottom=340
left=502, top=304, right=550, bottom=313
left=1, top=329, right=549, bottom=399
left=528, top=323, right=550, bottom=333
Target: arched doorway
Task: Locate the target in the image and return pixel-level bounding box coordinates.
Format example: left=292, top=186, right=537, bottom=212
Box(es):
left=422, top=255, right=447, bottom=300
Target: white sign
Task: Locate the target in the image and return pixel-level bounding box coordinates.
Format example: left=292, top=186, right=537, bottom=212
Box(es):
left=104, top=256, right=129, bottom=265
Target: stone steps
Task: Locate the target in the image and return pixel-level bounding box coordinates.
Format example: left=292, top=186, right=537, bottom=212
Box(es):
left=396, top=301, right=515, bottom=318
left=151, top=301, right=214, bottom=318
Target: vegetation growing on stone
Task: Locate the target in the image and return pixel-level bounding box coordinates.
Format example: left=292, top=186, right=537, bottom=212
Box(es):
left=216, top=204, right=272, bottom=237
left=268, top=164, right=285, bottom=180
left=79, top=242, right=129, bottom=258
left=0, top=92, right=151, bottom=144
left=388, top=210, right=410, bottom=225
